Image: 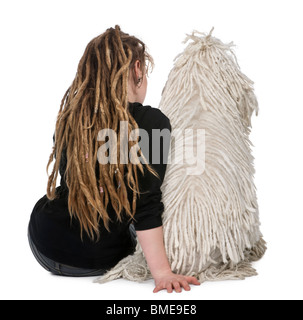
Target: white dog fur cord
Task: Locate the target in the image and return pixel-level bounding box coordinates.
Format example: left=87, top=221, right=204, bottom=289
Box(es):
left=95, top=28, right=266, bottom=285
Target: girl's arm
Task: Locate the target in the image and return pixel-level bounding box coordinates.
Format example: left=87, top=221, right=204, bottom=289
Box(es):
left=136, top=226, right=201, bottom=293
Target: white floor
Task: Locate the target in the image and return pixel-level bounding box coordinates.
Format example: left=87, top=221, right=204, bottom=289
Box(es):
left=2, top=234, right=301, bottom=300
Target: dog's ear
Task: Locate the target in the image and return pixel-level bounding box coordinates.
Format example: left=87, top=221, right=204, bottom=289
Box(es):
left=238, top=87, right=259, bottom=128
left=226, top=84, right=259, bottom=129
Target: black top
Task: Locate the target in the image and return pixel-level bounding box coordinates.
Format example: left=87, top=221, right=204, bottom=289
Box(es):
left=28, top=103, right=171, bottom=269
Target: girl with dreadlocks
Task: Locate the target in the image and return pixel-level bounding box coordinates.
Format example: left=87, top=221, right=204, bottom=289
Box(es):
left=28, top=26, right=200, bottom=293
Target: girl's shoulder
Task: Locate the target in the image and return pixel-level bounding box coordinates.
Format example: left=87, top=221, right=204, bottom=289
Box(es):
left=131, top=103, right=171, bottom=130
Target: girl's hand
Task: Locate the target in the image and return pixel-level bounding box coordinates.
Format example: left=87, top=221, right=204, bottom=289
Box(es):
left=153, top=271, right=201, bottom=293
left=136, top=227, right=201, bottom=293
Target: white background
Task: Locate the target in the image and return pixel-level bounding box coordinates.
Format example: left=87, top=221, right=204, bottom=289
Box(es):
left=1, top=0, right=302, bottom=300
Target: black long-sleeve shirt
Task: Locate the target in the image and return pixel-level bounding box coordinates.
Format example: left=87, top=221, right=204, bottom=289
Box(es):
left=28, top=103, right=171, bottom=269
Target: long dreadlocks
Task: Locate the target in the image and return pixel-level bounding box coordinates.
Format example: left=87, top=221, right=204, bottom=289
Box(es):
left=46, top=25, right=159, bottom=240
